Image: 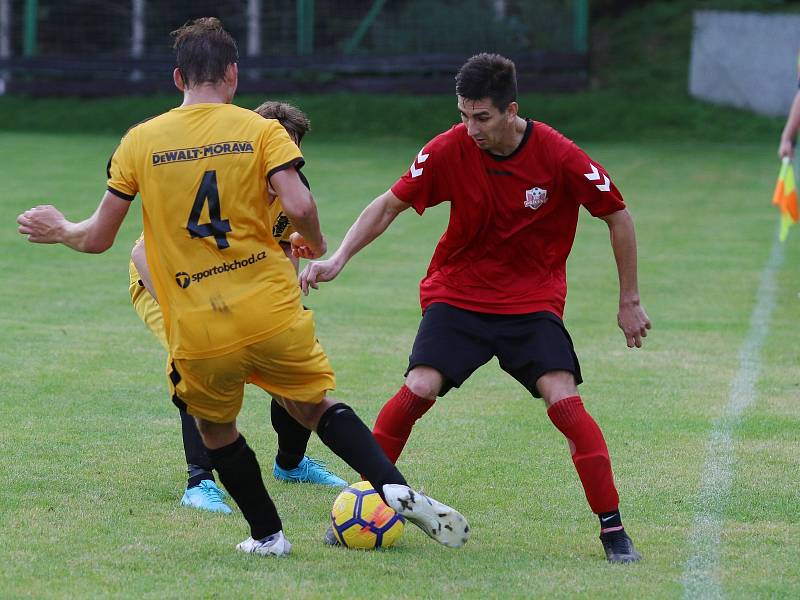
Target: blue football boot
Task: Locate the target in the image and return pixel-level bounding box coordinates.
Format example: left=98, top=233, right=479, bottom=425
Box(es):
left=273, top=456, right=347, bottom=487
left=180, top=479, right=232, bottom=514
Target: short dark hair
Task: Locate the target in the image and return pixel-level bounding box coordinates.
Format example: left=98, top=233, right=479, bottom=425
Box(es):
left=253, top=101, right=311, bottom=144
left=455, top=53, right=517, bottom=112
left=171, top=17, right=238, bottom=88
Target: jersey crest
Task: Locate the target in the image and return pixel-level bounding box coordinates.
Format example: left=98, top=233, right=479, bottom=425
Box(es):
left=524, top=186, right=548, bottom=210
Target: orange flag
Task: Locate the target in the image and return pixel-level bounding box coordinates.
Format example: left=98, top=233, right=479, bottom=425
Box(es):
left=772, top=157, right=798, bottom=242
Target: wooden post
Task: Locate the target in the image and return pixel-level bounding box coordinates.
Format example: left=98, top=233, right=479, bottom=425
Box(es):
left=23, top=0, right=37, bottom=57
left=0, top=0, right=9, bottom=92
left=492, top=0, right=506, bottom=19
left=131, top=0, right=145, bottom=81
left=573, top=0, right=588, bottom=53
left=0, top=0, right=10, bottom=59
left=247, top=0, right=261, bottom=57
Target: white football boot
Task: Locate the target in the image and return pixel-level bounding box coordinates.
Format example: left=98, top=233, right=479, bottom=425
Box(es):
left=236, top=530, right=292, bottom=557
left=382, top=484, right=470, bottom=549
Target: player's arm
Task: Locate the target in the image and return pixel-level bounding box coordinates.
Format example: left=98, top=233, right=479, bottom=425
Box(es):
left=599, top=208, right=651, bottom=348
left=269, top=168, right=326, bottom=258
left=131, top=237, right=158, bottom=302
left=17, top=191, right=131, bottom=253
left=779, top=89, right=800, bottom=159
left=298, top=189, right=411, bottom=295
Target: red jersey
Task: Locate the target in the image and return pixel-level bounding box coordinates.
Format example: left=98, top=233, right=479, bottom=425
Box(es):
left=391, top=120, right=625, bottom=317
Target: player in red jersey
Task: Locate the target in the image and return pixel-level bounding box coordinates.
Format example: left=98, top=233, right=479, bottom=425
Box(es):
left=299, top=53, right=651, bottom=563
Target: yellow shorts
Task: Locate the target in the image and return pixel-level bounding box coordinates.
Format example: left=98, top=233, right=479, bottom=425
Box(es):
left=169, top=309, right=336, bottom=423
left=129, top=278, right=168, bottom=351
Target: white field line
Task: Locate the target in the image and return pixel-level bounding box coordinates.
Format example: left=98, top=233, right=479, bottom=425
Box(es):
left=681, top=236, right=784, bottom=600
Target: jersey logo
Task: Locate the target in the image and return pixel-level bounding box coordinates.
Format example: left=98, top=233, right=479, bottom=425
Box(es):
left=409, top=149, right=430, bottom=178
left=175, top=272, right=191, bottom=288
left=583, top=163, right=611, bottom=192
left=272, top=213, right=290, bottom=238
left=524, top=186, right=548, bottom=210
left=173, top=251, right=268, bottom=289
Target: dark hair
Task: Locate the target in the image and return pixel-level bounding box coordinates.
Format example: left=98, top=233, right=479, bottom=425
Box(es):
left=171, top=17, right=238, bottom=87
left=253, top=101, right=311, bottom=144
left=455, top=53, right=517, bottom=112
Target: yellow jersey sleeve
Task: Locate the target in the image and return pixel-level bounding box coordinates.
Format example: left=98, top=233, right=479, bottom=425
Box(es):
left=261, top=119, right=306, bottom=181
left=261, top=119, right=301, bottom=244
left=107, top=129, right=140, bottom=201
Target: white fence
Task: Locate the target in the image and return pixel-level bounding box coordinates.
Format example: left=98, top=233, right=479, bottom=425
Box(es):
left=689, top=10, right=800, bottom=117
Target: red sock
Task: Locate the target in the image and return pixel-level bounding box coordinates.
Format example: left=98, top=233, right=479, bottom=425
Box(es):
left=372, top=385, right=435, bottom=464
left=547, top=396, right=619, bottom=514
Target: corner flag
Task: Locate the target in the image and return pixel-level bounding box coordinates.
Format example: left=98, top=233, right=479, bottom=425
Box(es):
left=772, top=156, right=798, bottom=242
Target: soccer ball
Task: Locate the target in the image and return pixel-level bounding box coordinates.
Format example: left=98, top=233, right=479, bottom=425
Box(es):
left=330, top=481, right=405, bottom=549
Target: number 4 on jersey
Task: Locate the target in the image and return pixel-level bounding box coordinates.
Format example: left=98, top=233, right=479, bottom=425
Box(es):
left=187, top=170, right=232, bottom=249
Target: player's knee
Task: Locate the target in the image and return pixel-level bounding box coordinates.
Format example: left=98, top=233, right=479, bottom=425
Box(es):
left=283, top=396, right=331, bottom=431
left=405, top=367, right=442, bottom=400
left=195, top=418, right=238, bottom=449
left=537, top=370, right=578, bottom=407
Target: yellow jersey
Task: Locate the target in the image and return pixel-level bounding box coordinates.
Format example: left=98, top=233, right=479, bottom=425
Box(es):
left=110, top=103, right=304, bottom=359
left=129, top=196, right=296, bottom=286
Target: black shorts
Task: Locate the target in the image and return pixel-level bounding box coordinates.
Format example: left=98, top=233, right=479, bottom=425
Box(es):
left=406, top=302, right=582, bottom=398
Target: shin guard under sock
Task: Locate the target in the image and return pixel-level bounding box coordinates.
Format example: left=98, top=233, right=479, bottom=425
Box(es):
left=206, top=435, right=282, bottom=539
left=372, top=385, right=436, bottom=464
left=179, top=407, right=214, bottom=485
left=317, top=403, right=407, bottom=495
left=271, top=398, right=312, bottom=470
left=547, top=396, right=620, bottom=515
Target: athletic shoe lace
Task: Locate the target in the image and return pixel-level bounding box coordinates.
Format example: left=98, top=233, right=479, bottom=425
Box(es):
left=302, top=457, right=328, bottom=473
left=202, top=482, right=226, bottom=505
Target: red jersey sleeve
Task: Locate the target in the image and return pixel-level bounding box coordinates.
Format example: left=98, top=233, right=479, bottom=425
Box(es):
left=390, top=137, right=447, bottom=215
left=560, top=141, right=626, bottom=217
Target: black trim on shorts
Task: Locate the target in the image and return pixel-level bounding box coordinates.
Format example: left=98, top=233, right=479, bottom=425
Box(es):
left=406, top=302, right=582, bottom=398
left=267, top=157, right=306, bottom=182
left=169, top=361, right=181, bottom=387
left=169, top=361, right=187, bottom=411
left=172, top=394, right=188, bottom=412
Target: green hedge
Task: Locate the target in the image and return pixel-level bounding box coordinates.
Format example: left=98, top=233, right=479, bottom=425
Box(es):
left=0, top=91, right=781, bottom=143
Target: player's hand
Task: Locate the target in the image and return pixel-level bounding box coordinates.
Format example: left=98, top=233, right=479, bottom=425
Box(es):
left=617, top=301, right=651, bottom=348
left=289, top=232, right=327, bottom=260
left=778, top=138, right=795, bottom=160
left=17, top=205, right=67, bottom=244
left=298, top=257, right=344, bottom=296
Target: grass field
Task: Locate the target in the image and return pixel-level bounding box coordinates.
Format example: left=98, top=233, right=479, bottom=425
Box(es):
left=1, top=128, right=799, bottom=599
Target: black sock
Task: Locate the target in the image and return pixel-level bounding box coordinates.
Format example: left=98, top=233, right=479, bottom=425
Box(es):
left=271, top=398, right=311, bottom=470
left=599, top=510, right=623, bottom=531
left=206, top=434, right=282, bottom=539
left=179, top=407, right=214, bottom=486
left=316, top=403, right=407, bottom=497
left=187, top=471, right=215, bottom=489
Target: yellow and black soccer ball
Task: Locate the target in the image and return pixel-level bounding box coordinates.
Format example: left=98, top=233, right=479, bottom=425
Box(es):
left=330, top=481, right=405, bottom=549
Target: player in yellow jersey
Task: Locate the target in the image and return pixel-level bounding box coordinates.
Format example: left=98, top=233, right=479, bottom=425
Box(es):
left=128, top=101, right=346, bottom=515
left=18, top=17, right=469, bottom=557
